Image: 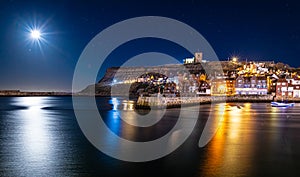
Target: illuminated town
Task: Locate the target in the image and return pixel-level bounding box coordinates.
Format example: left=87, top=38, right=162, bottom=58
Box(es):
left=101, top=52, right=300, bottom=101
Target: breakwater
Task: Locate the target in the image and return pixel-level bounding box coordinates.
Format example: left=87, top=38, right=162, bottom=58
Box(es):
left=136, top=95, right=274, bottom=109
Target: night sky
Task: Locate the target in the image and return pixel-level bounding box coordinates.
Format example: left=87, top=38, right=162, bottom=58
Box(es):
left=0, top=0, right=300, bottom=91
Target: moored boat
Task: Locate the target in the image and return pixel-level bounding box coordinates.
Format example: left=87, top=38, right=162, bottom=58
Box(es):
left=271, top=102, right=295, bottom=107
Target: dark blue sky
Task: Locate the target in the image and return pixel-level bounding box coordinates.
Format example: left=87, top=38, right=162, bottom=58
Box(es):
left=0, top=0, right=300, bottom=91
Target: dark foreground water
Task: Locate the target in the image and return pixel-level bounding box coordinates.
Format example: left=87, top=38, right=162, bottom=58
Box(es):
left=0, top=97, right=300, bottom=177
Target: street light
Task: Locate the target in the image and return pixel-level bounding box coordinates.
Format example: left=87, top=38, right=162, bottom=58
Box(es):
left=232, top=57, right=238, bottom=63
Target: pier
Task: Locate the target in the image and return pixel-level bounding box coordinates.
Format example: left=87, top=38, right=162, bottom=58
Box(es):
left=136, top=95, right=274, bottom=109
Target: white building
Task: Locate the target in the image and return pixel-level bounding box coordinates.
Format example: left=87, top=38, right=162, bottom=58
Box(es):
left=184, top=57, right=195, bottom=64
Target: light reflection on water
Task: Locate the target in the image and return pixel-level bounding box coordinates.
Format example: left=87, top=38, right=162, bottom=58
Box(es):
left=2, top=97, right=54, bottom=176
left=202, top=102, right=256, bottom=176
left=0, top=97, right=300, bottom=176
left=109, top=97, right=135, bottom=111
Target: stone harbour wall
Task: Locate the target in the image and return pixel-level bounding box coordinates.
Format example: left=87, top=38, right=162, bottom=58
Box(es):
left=136, top=95, right=274, bottom=109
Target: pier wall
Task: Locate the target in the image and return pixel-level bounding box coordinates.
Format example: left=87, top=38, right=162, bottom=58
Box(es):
left=136, top=95, right=274, bottom=108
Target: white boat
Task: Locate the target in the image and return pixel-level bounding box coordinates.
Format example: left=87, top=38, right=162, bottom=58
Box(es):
left=271, top=102, right=295, bottom=107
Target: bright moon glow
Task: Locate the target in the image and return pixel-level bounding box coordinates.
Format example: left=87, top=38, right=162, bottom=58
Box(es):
left=30, top=30, right=41, bottom=39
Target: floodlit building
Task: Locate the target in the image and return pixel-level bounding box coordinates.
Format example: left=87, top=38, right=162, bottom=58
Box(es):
left=276, top=78, right=291, bottom=98
left=194, top=52, right=203, bottom=63
left=210, top=78, right=226, bottom=95
left=235, top=75, right=268, bottom=95
left=225, top=78, right=236, bottom=95
left=184, top=57, right=195, bottom=64
left=275, top=76, right=300, bottom=98
left=183, top=52, right=203, bottom=64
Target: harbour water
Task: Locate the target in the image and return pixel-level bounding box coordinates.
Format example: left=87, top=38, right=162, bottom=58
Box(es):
left=0, top=97, right=300, bottom=177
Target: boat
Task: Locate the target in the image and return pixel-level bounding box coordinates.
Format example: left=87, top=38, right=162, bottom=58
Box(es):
left=271, top=102, right=295, bottom=107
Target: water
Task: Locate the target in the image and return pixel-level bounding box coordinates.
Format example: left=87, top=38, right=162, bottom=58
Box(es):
left=0, top=97, right=300, bottom=177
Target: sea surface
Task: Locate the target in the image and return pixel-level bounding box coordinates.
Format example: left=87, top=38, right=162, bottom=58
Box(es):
left=0, top=96, right=300, bottom=177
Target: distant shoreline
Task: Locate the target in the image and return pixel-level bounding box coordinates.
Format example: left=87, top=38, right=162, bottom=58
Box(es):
left=0, top=90, right=72, bottom=97
left=0, top=95, right=72, bottom=97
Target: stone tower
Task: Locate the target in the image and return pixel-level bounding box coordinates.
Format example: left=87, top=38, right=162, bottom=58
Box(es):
left=194, top=52, right=203, bottom=63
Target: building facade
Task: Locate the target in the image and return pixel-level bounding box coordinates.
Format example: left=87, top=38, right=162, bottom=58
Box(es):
left=276, top=78, right=291, bottom=98
left=235, top=75, right=268, bottom=95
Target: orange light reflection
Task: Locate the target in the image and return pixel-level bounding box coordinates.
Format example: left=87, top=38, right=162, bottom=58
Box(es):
left=201, top=103, right=255, bottom=176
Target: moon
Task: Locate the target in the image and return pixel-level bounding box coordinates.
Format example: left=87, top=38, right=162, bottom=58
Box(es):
left=30, top=29, right=41, bottom=40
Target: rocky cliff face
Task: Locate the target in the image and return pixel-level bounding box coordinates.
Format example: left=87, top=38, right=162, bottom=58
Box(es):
left=97, top=67, right=119, bottom=86
left=80, top=62, right=229, bottom=96
left=80, top=64, right=194, bottom=96
left=80, top=66, right=144, bottom=96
